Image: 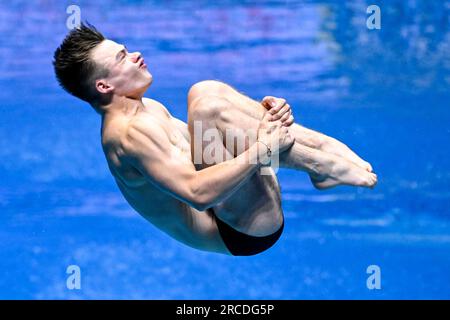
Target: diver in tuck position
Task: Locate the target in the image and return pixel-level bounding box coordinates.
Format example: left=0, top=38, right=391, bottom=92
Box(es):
left=53, top=24, right=377, bottom=256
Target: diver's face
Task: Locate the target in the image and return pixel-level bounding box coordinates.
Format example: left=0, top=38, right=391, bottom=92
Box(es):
left=91, top=39, right=153, bottom=98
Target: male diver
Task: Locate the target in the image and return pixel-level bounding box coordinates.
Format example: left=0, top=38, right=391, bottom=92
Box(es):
left=53, top=24, right=377, bottom=256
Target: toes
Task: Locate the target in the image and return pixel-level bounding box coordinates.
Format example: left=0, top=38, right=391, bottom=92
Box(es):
left=369, top=173, right=378, bottom=188
left=360, top=172, right=377, bottom=188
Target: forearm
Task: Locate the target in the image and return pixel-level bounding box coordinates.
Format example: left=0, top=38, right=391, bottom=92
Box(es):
left=191, top=143, right=267, bottom=210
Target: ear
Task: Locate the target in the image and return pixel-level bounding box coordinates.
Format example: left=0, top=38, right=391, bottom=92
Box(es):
left=95, top=79, right=114, bottom=94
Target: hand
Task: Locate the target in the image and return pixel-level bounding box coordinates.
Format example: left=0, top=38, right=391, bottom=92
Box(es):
left=257, top=111, right=295, bottom=164
left=261, top=96, right=295, bottom=127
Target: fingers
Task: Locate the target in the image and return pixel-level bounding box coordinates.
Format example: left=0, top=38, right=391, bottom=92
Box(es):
left=262, top=118, right=282, bottom=133
left=261, top=96, right=295, bottom=127
left=280, top=110, right=294, bottom=126
left=270, top=105, right=294, bottom=126
left=261, top=96, right=276, bottom=110
left=269, top=100, right=287, bottom=115
left=271, top=104, right=290, bottom=120
left=283, top=115, right=295, bottom=127
left=261, top=111, right=273, bottom=122
left=261, top=96, right=287, bottom=111
left=279, top=126, right=295, bottom=151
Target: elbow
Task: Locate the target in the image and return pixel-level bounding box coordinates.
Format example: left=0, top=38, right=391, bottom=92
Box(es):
left=191, top=201, right=211, bottom=212
left=188, top=179, right=213, bottom=211
left=191, top=193, right=213, bottom=212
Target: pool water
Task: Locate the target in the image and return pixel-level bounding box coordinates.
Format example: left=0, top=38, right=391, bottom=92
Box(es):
left=0, top=0, right=449, bottom=299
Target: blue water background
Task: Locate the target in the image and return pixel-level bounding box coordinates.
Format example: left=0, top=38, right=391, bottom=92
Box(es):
left=0, top=0, right=449, bottom=299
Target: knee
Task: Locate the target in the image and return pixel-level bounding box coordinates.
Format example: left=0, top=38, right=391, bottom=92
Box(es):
left=188, top=80, right=230, bottom=106
left=188, top=94, right=231, bottom=122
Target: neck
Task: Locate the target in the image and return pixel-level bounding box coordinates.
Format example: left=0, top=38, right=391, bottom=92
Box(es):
left=97, top=95, right=145, bottom=119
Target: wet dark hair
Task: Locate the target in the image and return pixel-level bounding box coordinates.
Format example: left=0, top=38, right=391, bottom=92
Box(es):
left=53, top=22, right=109, bottom=104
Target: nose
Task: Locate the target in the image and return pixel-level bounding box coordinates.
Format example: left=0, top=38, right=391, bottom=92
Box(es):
left=132, top=52, right=142, bottom=63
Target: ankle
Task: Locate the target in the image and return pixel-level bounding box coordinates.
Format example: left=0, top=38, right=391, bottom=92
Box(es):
left=317, top=155, right=342, bottom=176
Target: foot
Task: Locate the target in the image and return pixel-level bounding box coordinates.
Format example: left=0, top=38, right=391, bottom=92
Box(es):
left=351, top=158, right=373, bottom=172
left=322, top=140, right=373, bottom=172
left=310, top=158, right=378, bottom=190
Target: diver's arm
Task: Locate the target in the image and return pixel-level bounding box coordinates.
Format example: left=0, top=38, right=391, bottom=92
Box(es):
left=122, top=118, right=269, bottom=211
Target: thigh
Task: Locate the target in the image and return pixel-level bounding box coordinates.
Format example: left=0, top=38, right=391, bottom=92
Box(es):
left=188, top=80, right=266, bottom=123
left=213, top=168, right=283, bottom=236
left=187, top=94, right=283, bottom=236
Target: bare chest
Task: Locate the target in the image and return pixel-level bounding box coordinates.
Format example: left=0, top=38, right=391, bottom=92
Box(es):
left=147, top=110, right=191, bottom=160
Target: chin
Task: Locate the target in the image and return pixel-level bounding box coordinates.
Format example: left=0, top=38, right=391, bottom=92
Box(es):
left=124, top=74, right=153, bottom=98
left=146, top=73, right=153, bottom=86
left=148, top=72, right=153, bottom=87
left=141, top=76, right=153, bottom=93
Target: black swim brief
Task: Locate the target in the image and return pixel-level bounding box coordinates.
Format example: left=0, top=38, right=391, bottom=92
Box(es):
left=214, top=215, right=284, bottom=256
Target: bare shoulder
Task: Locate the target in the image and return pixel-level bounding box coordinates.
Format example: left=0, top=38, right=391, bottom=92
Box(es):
left=143, top=97, right=171, bottom=116
left=122, top=116, right=161, bottom=150
left=100, top=117, right=144, bottom=183
left=101, top=111, right=159, bottom=161
left=101, top=116, right=129, bottom=153
left=142, top=98, right=189, bottom=139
